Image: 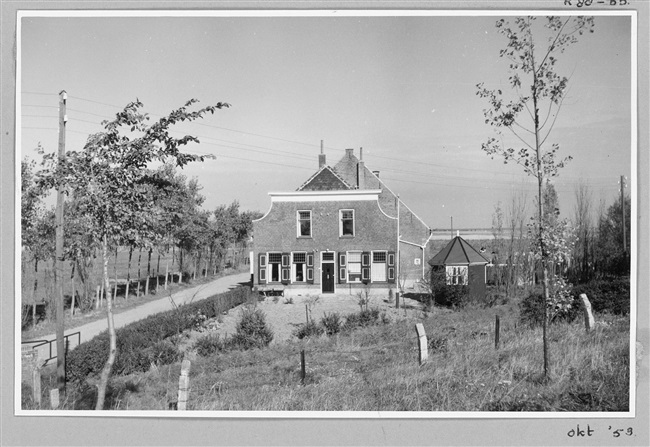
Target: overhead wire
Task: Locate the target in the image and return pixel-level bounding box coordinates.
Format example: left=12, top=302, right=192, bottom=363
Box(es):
left=20, top=92, right=627, bottom=192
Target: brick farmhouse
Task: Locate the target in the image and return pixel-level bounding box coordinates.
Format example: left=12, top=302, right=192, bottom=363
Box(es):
left=252, top=146, right=431, bottom=296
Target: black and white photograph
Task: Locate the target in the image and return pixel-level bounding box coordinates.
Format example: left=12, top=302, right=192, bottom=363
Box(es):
left=2, top=2, right=648, bottom=446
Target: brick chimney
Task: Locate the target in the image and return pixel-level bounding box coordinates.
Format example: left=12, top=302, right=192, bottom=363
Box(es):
left=345, top=148, right=354, bottom=158
left=357, top=147, right=365, bottom=189
left=318, top=140, right=326, bottom=168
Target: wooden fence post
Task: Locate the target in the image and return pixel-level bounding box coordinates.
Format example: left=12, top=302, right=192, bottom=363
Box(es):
left=415, top=323, right=428, bottom=365
left=579, top=294, right=595, bottom=332
left=300, top=350, right=306, bottom=385
left=495, top=315, right=500, bottom=350
left=50, top=388, right=59, bottom=409
left=177, top=359, right=191, bottom=411
left=395, top=292, right=400, bottom=309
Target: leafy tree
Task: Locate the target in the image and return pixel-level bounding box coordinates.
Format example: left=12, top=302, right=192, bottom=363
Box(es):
left=594, top=194, right=631, bottom=277
left=38, top=98, right=229, bottom=409
left=476, top=16, right=594, bottom=379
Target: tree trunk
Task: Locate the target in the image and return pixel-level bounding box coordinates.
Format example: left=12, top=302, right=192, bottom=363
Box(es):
left=136, top=247, right=142, bottom=299
left=32, top=258, right=39, bottom=330
left=145, top=247, right=152, bottom=295
left=125, top=246, right=133, bottom=301
left=156, top=252, right=161, bottom=292
left=112, top=247, right=118, bottom=302
left=70, top=262, right=76, bottom=316
left=530, top=30, right=550, bottom=379
left=96, top=233, right=117, bottom=410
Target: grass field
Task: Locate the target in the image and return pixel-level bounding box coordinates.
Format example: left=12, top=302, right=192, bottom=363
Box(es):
left=30, top=292, right=630, bottom=412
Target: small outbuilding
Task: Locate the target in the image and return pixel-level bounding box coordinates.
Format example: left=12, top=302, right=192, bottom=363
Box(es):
left=427, top=233, right=490, bottom=300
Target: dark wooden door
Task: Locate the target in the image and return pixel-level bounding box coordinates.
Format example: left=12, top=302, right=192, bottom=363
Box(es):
left=322, top=263, right=335, bottom=293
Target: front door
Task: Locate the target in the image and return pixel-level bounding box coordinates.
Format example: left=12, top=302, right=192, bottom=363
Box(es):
left=322, top=263, right=335, bottom=293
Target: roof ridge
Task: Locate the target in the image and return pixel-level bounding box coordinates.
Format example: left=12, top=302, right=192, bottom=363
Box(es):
left=297, top=165, right=353, bottom=191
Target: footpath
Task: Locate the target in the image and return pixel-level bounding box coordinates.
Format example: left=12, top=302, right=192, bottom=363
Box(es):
left=25, top=272, right=250, bottom=361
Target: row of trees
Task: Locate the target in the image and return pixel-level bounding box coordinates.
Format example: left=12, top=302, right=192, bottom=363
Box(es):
left=22, top=157, right=260, bottom=315
left=20, top=97, right=266, bottom=407
left=489, top=181, right=631, bottom=295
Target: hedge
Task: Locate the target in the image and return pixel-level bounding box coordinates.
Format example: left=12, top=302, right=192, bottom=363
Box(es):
left=66, top=286, right=252, bottom=383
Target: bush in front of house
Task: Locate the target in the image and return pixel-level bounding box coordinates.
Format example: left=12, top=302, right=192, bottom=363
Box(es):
left=343, top=308, right=382, bottom=331
left=429, top=268, right=470, bottom=309
left=66, top=286, right=251, bottom=382
left=229, top=306, right=274, bottom=349
left=293, top=320, right=324, bottom=339
left=321, top=312, right=342, bottom=336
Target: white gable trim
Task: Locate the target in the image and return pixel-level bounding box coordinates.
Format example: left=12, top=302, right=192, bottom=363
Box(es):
left=270, top=190, right=382, bottom=202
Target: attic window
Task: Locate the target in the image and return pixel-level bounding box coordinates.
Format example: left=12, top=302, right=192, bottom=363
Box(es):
left=340, top=209, right=354, bottom=237
left=297, top=210, right=311, bottom=237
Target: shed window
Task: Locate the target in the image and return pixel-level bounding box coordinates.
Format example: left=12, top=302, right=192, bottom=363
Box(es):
left=446, top=266, right=468, bottom=285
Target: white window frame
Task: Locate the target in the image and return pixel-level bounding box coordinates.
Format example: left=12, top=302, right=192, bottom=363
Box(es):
left=446, top=265, right=468, bottom=285
left=297, top=210, right=312, bottom=238
left=267, top=252, right=283, bottom=283
left=346, top=251, right=363, bottom=283
left=370, top=250, right=388, bottom=283
left=292, top=252, right=307, bottom=283
left=320, top=251, right=337, bottom=293
left=339, top=209, right=355, bottom=237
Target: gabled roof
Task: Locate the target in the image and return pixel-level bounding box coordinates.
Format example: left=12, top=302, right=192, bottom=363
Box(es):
left=428, top=236, right=489, bottom=266
left=331, top=152, right=360, bottom=187
left=297, top=165, right=353, bottom=191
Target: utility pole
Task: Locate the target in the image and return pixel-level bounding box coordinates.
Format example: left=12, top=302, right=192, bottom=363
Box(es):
left=620, top=175, right=626, bottom=255
left=55, top=90, right=67, bottom=396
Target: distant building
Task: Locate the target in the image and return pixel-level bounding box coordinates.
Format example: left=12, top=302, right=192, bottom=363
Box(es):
left=428, top=233, right=489, bottom=299
left=252, top=146, right=431, bottom=296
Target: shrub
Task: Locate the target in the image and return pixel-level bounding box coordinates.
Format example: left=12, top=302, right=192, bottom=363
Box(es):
left=293, top=320, right=324, bottom=339
left=321, top=312, right=342, bottom=336
left=572, top=278, right=630, bottom=315
left=194, top=333, right=225, bottom=357
left=145, top=340, right=181, bottom=366
left=343, top=309, right=381, bottom=331
left=230, top=307, right=274, bottom=349
left=519, top=291, right=545, bottom=327
left=429, top=268, right=470, bottom=309
left=66, top=286, right=250, bottom=381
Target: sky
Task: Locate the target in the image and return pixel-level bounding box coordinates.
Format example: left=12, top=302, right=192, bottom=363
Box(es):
left=18, top=11, right=633, bottom=230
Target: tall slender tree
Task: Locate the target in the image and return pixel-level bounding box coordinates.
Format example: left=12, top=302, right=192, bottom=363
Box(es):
left=38, top=98, right=229, bottom=408
left=477, top=16, right=594, bottom=378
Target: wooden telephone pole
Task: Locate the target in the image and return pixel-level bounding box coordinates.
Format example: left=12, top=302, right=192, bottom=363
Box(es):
left=620, top=175, right=627, bottom=256
left=55, top=90, right=67, bottom=396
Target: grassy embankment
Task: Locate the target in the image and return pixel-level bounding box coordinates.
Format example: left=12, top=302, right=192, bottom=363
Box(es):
left=37, top=292, right=629, bottom=412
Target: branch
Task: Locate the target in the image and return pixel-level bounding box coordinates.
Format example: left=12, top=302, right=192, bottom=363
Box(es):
left=535, top=17, right=571, bottom=76
left=539, top=82, right=571, bottom=147
left=506, top=125, right=535, bottom=152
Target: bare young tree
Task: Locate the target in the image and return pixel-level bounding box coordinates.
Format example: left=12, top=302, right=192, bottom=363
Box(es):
left=476, top=16, right=594, bottom=379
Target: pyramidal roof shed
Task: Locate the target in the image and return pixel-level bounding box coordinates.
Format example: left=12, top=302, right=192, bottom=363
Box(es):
left=428, top=235, right=489, bottom=266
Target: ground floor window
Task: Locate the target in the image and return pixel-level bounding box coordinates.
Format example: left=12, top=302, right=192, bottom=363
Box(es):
left=371, top=251, right=387, bottom=282
left=346, top=251, right=362, bottom=283
left=268, top=252, right=282, bottom=282
left=293, top=252, right=306, bottom=282
left=446, top=265, right=468, bottom=285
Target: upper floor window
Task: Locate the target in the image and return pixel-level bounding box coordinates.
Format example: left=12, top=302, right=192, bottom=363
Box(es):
left=340, top=209, right=355, bottom=237
left=297, top=210, right=312, bottom=237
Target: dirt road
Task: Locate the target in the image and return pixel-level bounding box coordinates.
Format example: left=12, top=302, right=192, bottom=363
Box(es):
left=25, top=272, right=250, bottom=361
